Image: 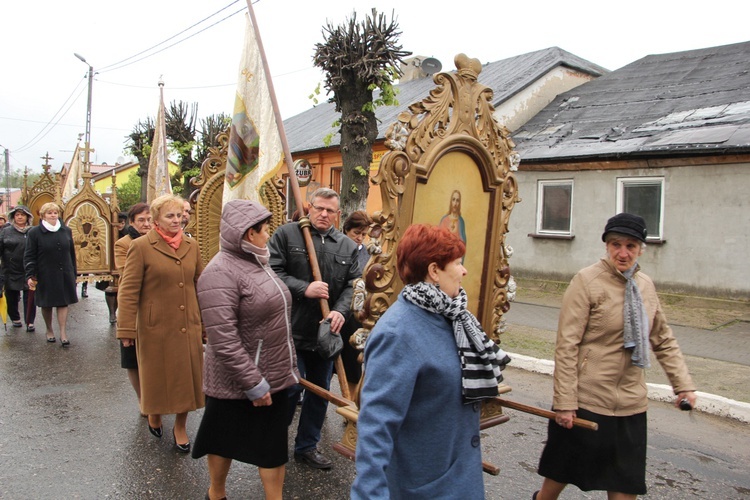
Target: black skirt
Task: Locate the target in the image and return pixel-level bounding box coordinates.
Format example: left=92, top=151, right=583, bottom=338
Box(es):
left=538, top=408, right=647, bottom=495
left=120, top=343, right=138, bottom=369
left=192, top=391, right=289, bottom=468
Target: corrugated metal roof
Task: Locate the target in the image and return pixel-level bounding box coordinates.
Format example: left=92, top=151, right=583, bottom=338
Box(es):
left=284, top=47, right=608, bottom=153
left=512, top=41, right=750, bottom=161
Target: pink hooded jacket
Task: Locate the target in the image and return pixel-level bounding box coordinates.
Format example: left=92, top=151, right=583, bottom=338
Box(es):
left=197, top=200, right=299, bottom=400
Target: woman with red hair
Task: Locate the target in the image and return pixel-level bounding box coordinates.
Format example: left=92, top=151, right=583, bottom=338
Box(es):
left=352, top=224, right=510, bottom=499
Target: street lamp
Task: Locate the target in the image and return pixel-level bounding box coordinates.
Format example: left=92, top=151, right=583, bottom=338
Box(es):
left=74, top=53, right=93, bottom=172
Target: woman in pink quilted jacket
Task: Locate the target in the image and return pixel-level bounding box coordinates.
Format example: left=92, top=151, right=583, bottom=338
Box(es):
left=193, top=200, right=299, bottom=500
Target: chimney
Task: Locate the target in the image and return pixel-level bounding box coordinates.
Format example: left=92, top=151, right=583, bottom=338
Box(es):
left=399, top=56, right=443, bottom=83
left=400, top=56, right=428, bottom=83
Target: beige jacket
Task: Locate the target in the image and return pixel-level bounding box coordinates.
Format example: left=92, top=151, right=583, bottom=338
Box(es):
left=554, top=258, right=695, bottom=416
left=113, top=234, right=133, bottom=272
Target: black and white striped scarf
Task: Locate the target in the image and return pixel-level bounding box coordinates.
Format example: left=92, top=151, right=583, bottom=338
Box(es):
left=402, top=282, right=511, bottom=403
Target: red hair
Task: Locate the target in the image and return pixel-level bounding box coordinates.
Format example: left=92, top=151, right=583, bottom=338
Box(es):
left=397, top=224, right=466, bottom=284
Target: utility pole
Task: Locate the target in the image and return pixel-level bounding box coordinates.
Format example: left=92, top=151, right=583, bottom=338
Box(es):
left=3, top=148, right=9, bottom=211
left=74, top=53, right=94, bottom=173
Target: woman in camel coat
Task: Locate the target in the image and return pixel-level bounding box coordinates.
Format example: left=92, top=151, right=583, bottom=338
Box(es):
left=116, top=194, right=204, bottom=453
left=114, top=202, right=152, bottom=413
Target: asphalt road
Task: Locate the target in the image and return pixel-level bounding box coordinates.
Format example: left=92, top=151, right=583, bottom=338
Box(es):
left=1, top=290, right=748, bottom=499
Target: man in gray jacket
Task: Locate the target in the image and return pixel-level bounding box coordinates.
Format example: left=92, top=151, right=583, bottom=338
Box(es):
left=268, top=187, right=360, bottom=470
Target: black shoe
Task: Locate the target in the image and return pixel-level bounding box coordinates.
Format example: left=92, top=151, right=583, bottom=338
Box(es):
left=61, top=339, right=70, bottom=347
left=148, top=424, right=163, bottom=439
left=26, top=324, right=35, bottom=332
left=46, top=336, right=56, bottom=343
left=294, top=448, right=332, bottom=469
left=12, top=321, right=22, bottom=328
left=173, top=429, right=190, bottom=453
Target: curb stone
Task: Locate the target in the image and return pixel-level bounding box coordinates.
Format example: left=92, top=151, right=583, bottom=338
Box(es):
left=507, top=352, right=750, bottom=424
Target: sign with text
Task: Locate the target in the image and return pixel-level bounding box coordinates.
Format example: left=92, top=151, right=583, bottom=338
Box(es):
left=294, top=159, right=313, bottom=187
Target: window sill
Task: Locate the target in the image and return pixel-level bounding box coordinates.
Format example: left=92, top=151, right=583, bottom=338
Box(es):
left=528, top=233, right=575, bottom=240
left=646, top=239, right=666, bottom=245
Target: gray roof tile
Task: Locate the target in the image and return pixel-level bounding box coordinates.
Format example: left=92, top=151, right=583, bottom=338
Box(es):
left=513, top=41, right=750, bottom=161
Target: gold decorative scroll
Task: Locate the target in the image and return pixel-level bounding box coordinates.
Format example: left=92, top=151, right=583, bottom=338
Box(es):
left=361, top=53, right=520, bottom=341
left=190, top=129, right=287, bottom=266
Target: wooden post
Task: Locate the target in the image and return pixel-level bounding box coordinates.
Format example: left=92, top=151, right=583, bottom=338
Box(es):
left=243, top=0, right=350, bottom=400
left=494, top=397, right=599, bottom=431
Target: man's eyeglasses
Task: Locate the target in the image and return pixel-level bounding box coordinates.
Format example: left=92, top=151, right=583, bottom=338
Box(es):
left=311, top=204, right=339, bottom=215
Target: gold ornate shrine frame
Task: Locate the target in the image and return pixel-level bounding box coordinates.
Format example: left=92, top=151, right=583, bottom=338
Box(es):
left=335, top=55, right=522, bottom=467
left=22, top=160, right=62, bottom=225
left=63, top=171, right=121, bottom=282
left=359, top=54, right=521, bottom=342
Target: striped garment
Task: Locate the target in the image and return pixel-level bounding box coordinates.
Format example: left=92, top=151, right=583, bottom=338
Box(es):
left=402, top=282, right=511, bottom=402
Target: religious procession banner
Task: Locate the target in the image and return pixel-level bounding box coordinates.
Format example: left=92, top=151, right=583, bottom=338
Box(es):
left=223, top=13, right=285, bottom=205
left=146, top=82, right=172, bottom=203
left=62, top=142, right=82, bottom=201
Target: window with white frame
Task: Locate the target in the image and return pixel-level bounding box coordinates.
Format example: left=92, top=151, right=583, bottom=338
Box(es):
left=536, top=180, right=573, bottom=235
left=616, top=177, right=664, bottom=240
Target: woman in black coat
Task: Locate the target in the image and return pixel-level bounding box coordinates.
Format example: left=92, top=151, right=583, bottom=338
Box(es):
left=0, top=205, right=36, bottom=331
left=24, top=202, right=78, bottom=346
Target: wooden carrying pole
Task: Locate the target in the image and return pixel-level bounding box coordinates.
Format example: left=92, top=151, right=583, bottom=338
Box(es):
left=494, top=397, right=599, bottom=431
left=244, top=0, right=350, bottom=400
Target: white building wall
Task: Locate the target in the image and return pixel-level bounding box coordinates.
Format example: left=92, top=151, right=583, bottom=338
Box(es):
left=505, top=162, right=750, bottom=297
left=495, top=67, right=597, bottom=132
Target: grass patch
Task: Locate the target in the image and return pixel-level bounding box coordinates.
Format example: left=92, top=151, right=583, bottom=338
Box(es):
left=500, top=325, right=557, bottom=359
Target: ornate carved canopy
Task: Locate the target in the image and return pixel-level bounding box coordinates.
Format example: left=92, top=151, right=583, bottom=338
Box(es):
left=358, top=53, right=521, bottom=343
left=335, top=53, right=522, bottom=466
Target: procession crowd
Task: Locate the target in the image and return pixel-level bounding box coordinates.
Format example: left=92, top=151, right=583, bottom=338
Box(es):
left=0, top=188, right=697, bottom=499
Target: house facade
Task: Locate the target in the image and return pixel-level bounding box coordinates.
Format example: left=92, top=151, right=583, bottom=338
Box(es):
left=283, top=47, right=607, bottom=217
left=509, top=41, right=750, bottom=298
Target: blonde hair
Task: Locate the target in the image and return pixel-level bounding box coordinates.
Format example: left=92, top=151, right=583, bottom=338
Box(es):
left=150, top=194, right=185, bottom=222
left=39, top=202, right=62, bottom=218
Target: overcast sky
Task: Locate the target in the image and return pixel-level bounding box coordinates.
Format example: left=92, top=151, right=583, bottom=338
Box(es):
left=1, top=0, right=748, bottom=173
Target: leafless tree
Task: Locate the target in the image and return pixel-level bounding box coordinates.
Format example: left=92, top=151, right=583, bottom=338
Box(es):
left=313, top=9, right=410, bottom=217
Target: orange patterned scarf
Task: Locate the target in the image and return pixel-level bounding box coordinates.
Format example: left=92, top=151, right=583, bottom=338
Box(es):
left=155, top=226, right=183, bottom=251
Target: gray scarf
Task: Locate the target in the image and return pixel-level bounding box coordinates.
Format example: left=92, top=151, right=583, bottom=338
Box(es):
left=622, top=264, right=650, bottom=369
left=12, top=222, right=29, bottom=233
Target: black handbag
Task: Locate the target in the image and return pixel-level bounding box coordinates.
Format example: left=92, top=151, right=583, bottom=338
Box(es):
left=94, top=280, right=111, bottom=291
left=316, top=318, right=344, bottom=360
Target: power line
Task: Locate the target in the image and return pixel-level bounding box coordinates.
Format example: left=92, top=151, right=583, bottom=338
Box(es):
left=94, top=64, right=317, bottom=92
left=95, top=79, right=236, bottom=90
left=99, top=4, right=247, bottom=74
left=14, top=78, right=88, bottom=153
left=9, top=0, right=260, bottom=161
left=0, top=116, right=131, bottom=132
